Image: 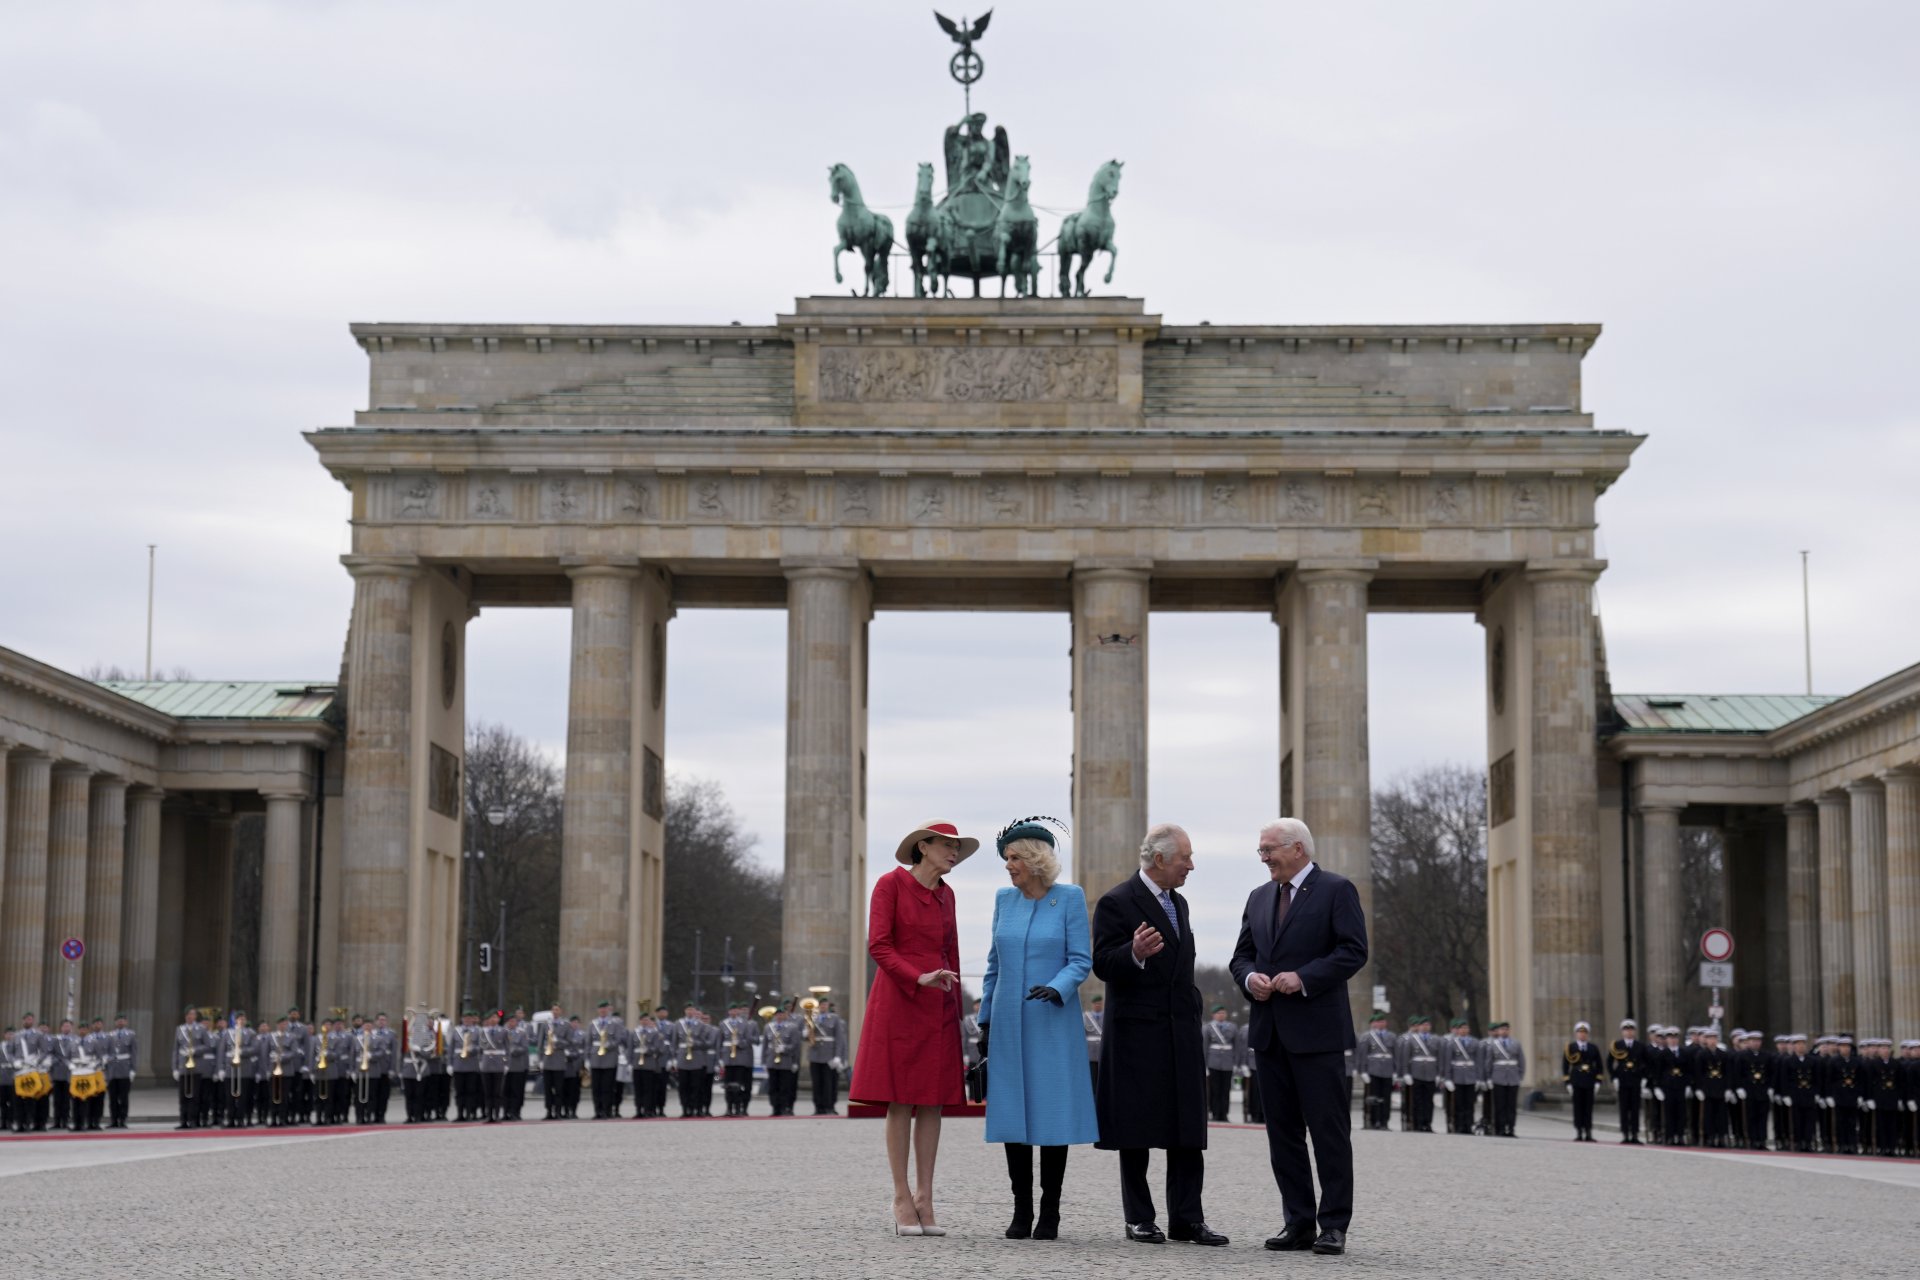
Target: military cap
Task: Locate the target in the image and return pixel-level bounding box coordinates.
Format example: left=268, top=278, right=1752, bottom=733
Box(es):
left=1090, top=994, right=1103, bottom=1005
left=597, top=1001, right=611, bottom=1009
left=1573, top=1020, right=1591, bottom=1032
left=1370, top=1009, right=1389, bottom=1021
left=1619, top=1018, right=1637, bottom=1029
left=1211, top=1004, right=1226, bottom=1013
left=1489, top=1019, right=1509, bottom=1031
left=1450, top=1017, right=1469, bottom=1029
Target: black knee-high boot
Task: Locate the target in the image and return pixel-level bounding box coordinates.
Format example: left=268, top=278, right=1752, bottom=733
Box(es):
left=1004, top=1142, right=1034, bottom=1239
left=1034, top=1145, right=1066, bottom=1240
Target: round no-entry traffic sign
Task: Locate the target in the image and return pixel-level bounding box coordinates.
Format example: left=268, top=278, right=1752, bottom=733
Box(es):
left=1699, top=929, right=1734, bottom=963
left=61, top=937, right=85, bottom=961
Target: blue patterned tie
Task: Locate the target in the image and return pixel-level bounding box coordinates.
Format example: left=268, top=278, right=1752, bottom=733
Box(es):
left=1158, top=890, right=1180, bottom=938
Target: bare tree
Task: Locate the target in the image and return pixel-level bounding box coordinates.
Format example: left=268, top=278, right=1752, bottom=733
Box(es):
left=1677, top=826, right=1725, bottom=990
left=661, top=776, right=781, bottom=1013
left=1370, top=764, right=1489, bottom=1033
left=83, top=663, right=194, bottom=682
left=462, top=722, right=564, bottom=1012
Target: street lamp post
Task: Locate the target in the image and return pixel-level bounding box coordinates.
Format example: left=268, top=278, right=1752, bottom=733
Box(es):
left=464, top=805, right=507, bottom=1014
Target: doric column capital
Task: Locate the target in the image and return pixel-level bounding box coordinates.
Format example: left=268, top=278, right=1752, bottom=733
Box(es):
left=1845, top=776, right=1886, bottom=796
left=1782, top=799, right=1817, bottom=814
left=1072, top=557, right=1153, bottom=583
left=561, top=558, right=641, bottom=582
left=1878, top=763, right=1920, bottom=788
left=1816, top=790, right=1852, bottom=811
left=1635, top=801, right=1685, bottom=816
left=1524, top=559, right=1607, bottom=584
left=341, top=554, right=422, bottom=580
left=259, top=788, right=311, bottom=804
left=90, top=773, right=129, bottom=793
left=1293, top=559, right=1376, bottom=585
left=50, top=760, right=94, bottom=781
left=781, top=557, right=863, bottom=583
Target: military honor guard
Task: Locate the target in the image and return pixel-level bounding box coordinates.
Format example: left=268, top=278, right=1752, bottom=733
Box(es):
left=1394, top=1014, right=1438, bottom=1132
left=588, top=1000, right=627, bottom=1119
left=1608, top=1018, right=1649, bottom=1144
left=1562, top=1020, right=1603, bottom=1142
left=562, top=1014, right=587, bottom=1116
left=1477, top=1020, right=1523, bottom=1138
left=104, top=1012, right=137, bottom=1128
left=1656, top=1024, right=1690, bottom=1144
left=500, top=1010, right=530, bottom=1121
left=475, top=1011, right=507, bottom=1122
left=962, top=997, right=985, bottom=1103
left=1823, top=1033, right=1864, bottom=1154
left=219, top=1012, right=259, bottom=1128
left=716, top=1001, right=760, bottom=1117
left=48, top=1018, right=78, bottom=1131
left=804, top=994, right=847, bottom=1115
left=76, top=1017, right=111, bottom=1130
left=762, top=1003, right=803, bottom=1116
left=675, top=1003, right=709, bottom=1117
left=1730, top=1029, right=1770, bottom=1149
left=1357, top=1012, right=1397, bottom=1131
left=1204, top=1006, right=1240, bottom=1123
left=1439, top=1017, right=1479, bottom=1134
left=13, top=1014, right=54, bottom=1133
left=537, top=1006, right=570, bottom=1119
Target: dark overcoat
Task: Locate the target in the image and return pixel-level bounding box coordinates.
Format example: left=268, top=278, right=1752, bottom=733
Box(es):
left=1091, top=873, right=1208, bottom=1151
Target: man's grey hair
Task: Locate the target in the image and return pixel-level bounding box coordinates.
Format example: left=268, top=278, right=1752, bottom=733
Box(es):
left=1261, top=817, right=1315, bottom=861
left=1139, top=823, right=1189, bottom=868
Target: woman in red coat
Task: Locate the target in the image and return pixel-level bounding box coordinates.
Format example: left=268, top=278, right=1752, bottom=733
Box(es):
left=851, top=819, right=976, bottom=1236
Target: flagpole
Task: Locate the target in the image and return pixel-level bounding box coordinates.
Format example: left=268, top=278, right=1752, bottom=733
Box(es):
left=1799, top=550, right=1811, bottom=696
left=145, top=544, right=157, bottom=680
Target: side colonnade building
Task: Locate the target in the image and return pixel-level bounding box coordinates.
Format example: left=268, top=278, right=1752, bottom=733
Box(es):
left=0, top=648, right=337, bottom=1076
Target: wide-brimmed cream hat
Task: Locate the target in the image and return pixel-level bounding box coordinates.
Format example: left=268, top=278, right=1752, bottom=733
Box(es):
left=894, top=820, right=980, bottom=866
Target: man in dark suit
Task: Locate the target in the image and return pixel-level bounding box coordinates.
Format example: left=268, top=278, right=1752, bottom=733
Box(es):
left=1092, top=823, right=1228, bottom=1247
left=1229, top=817, right=1368, bottom=1257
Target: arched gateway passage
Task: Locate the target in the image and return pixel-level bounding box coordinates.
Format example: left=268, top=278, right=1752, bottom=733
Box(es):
left=307, top=296, right=1640, bottom=1083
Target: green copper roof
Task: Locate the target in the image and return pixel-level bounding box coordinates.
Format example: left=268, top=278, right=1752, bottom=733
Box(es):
left=1611, top=692, right=1840, bottom=735
left=96, top=681, right=335, bottom=721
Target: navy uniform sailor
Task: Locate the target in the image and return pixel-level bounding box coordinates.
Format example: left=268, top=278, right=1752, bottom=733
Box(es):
left=1358, top=1011, right=1398, bottom=1131
left=1608, top=1019, right=1649, bottom=1144
left=1563, top=1020, right=1604, bottom=1142
left=1690, top=1026, right=1731, bottom=1147
left=1733, top=1029, right=1772, bottom=1150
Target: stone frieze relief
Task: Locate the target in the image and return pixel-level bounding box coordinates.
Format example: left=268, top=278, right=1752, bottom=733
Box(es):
left=817, top=345, right=1118, bottom=403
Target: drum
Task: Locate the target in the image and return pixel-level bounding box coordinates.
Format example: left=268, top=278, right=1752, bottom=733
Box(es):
left=70, top=1071, right=108, bottom=1100
left=13, top=1070, right=52, bottom=1100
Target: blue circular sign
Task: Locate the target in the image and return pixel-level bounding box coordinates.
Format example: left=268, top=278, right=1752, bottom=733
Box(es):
left=61, top=937, right=84, bottom=961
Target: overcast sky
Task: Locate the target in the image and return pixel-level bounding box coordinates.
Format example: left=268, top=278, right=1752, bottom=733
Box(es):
left=3, top=2, right=1915, bottom=978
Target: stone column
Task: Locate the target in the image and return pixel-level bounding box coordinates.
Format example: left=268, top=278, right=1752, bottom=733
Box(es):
left=1883, top=766, right=1920, bottom=1041
left=1527, top=566, right=1603, bottom=1074
left=206, top=815, right=236, bottom=1011
left=43, top=763, right=92, bottom=1020
left=1847, top=779, right=1891, bottom=1037
left=1815, top=791, right=1854, bottom=1031
left=1784, top=802, right=1820, bottom=1031
left=258, top=790, right=306, bottom=1018
left=338, top=558, right=417, bottom=1021
left=0, top=751, right=52, bottom=1021
left=559, top=564, right=638, bottom=1016
left=81, top=776, right=129, bottom=1017
left=151, top=804, right=188, bottom=1072
left=782, top=564, right=870, bottom=1010
left=120, top=787, right=163, bottom=1072
left=1296, top=565, right=1373, bottom=1033
left=1071, top=563, right=1151, bottom=902
left=1638, top=803, right=1685, bottom=1024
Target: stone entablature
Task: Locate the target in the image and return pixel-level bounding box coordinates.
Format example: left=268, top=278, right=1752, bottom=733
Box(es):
left=349, top=299, right=1600, bottom=434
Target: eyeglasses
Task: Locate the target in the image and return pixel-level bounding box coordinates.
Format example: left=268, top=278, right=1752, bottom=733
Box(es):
left=1256, top=844, right=1283, bottom=855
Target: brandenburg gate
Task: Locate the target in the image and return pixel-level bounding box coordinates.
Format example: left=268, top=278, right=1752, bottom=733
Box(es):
left=308, top=295, right=1641, bottom=1077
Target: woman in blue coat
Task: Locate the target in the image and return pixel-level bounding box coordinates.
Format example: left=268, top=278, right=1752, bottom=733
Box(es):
left=979, top=816, right=1100, bottom=1241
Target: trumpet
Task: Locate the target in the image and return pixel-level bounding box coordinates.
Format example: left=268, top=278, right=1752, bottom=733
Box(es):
left=759, top=1006, right=781, bottom=1066
left=683, top=1018, right=696, bottom=1064
left=356, top=1031, right=374, bottom=1106
left=228, top=1024, right=245, bottom=1100
left=800, top=998, right=819, bottom=1048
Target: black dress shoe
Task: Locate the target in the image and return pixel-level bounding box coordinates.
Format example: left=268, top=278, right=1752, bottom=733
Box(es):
left=1313, top=1228, right=1346, bottom=1255
left=1170, top=1222, right=1229, bottom=1246
left=1125, top=1222, right=1165, bottom=1244
left=1265, top=1223, right=1317, bottom=1251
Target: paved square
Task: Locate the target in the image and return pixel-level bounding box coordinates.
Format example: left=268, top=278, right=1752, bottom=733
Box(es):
left=3, top=1106, right=1913, bottom=1277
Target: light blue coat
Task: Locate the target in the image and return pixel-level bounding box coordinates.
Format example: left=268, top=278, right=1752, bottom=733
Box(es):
left=979, top=883, right=1100, bottom=1146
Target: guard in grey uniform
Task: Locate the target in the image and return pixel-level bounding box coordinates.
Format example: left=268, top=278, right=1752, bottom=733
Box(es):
left=1440, top=1017, right=1480, bottom=1135
left=717, top=1001, right=760, bottom=1117
left=538, top=1006, right=570, bottom=1119
left=478, top=1011, right=509, bottom=1122
left=1204, top=1005, right=1239, bottom=1123
left=78, top=1018, right=112, bottom=1130
left=961, top=998, right=984, bottom=1103
left=1478, top=1019, right=1524, bottom=1137
left=563, top=1015, right=587, bottom=1117
left=49, top=1018, right=78, bottom=1131
left=14, top=1014, right=54, bottom=1132
left=807, top=1002, right=848, bottom=1115
left=588, top=1000, right=627, bottom=1119
left=763, top=1004, right=803, bottom=1116
left=105, top=1012, right=137, bottom=1128
left=450, top=1009, right=484, bottom=1122
left=1395, top=1013, right=1438, bottom=1132
left=630, top=1010, right=667, bottom=1117
left=1358, top=1011, right=1398, bottom=1130
left=676, top=1005, right=714, bottom=1117
left=502, top=1011, right=530, bottom=1121
left=218, top=1012, right=258, bottom=1128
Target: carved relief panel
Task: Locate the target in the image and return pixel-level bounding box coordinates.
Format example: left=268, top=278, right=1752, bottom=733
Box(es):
left=817, top=345, right=1118, bottom=403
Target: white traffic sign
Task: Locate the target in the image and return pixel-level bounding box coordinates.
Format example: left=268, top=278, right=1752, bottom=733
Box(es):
left=1700, top=962, right=1734, bottom=988
left=1700, top=929, right=1734, bottom=963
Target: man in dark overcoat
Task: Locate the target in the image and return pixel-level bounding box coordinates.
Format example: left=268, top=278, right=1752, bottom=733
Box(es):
left=1092, top=822, right=1228, bottom=1247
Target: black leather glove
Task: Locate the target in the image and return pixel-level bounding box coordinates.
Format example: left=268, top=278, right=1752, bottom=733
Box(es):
left=1025, top=985, right=1063, bottom=1006
left=976, top=1027, right=989, bottom=1060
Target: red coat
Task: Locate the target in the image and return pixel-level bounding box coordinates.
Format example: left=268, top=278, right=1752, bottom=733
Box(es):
left=850, top=866, right=966, bottom=1107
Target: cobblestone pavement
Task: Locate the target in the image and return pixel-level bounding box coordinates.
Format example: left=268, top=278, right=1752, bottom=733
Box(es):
left=3, top=1110, right=1912, bottom=1277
